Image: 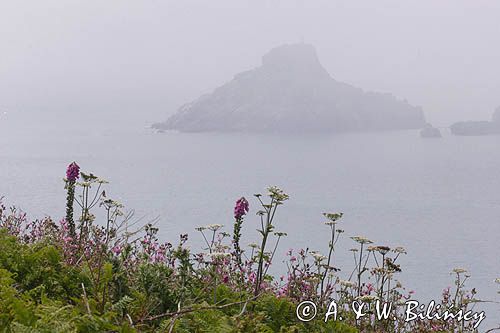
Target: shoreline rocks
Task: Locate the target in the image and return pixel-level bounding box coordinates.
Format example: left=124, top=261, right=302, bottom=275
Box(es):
left=450, top=107, right=500, bottom=136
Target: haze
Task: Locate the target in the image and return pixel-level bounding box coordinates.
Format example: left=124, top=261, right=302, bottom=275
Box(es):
left=1, top=0, right=499, bottom=128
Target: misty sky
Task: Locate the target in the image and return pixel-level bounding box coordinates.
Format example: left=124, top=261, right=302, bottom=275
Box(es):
left=1, top=0, right=499, bottom=127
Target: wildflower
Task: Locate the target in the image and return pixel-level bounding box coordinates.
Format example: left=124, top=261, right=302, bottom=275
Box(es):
left=112, top=245, right=122, bottom=255
left=206, top=224, right=223, bottom=231
left=248, top=243, right=259, bottom=249
left=274, top=231, right=287, bottom=237
left=195, top=226, right=206, bottom=232
left=452, top=268, right=467, bottom=274
left=351, top=236, right=373, bottom=244
left=372, top=267, right=387, bottom=275
left=323, top=212, right=343, bottom=225
left=495, top=278, right=500, bottom=284
left=321, top=264, right=339, bottom=272
left=267, top=186, right=289, bottom=202
left=357, top=295, right=379, bottom=302
left=64, top=162, right=80, bottom=238
left=210, top=252, right=231, bottom=258
left=386, top=258, right=402, bottom=272
left=234, top=197, right=249, bottom=219
left=393, top=246, right=407, bottom=254
left=66, top=162, right=80, bottom=182
left=376, top=246, right=391, bottom=255
left=339, top=280, right=357, bottom=288
left=364, top=283, right=375, bottom=294
left=310, top=251, right=326, bottom=262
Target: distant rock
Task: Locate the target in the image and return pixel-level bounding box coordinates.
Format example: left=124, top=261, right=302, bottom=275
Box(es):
left=420, top=124, right=442, bottom=138
left=492, top=107, right=500, bottom=124
left=154, top=43, right=426, bottom=133
left=450, top=107, right=500, bottom=136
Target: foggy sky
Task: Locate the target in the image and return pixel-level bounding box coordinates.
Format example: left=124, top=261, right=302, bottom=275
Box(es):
left=1, top=0, right=499, bottom=127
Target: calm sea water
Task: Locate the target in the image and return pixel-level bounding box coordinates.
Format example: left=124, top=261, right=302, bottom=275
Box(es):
left=1, top=113, right=499, bottom=328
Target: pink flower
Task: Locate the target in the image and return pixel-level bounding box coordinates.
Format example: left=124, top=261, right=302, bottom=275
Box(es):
left=112, top=245, right=122, bottom=255
left=66, top=162, right=80, bottom=182
left=234, top=197, right=249, bottom=219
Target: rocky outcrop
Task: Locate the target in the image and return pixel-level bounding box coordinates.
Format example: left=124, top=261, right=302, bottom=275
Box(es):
left=492, top=107, right=500, bottom=124
left=450, top=107, right=500, bottom=136
left=154, top=43, right=426, bottom=133
left=420, top=124, right=442, bottom=138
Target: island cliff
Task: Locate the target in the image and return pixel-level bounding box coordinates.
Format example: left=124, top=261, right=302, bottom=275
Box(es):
left=450, top=107, right=500, bottom=136
left=154, top=44, right=426, bottom=133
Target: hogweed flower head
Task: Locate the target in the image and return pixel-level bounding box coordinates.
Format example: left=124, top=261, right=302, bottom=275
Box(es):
left=206, top=224, right=223, bottom=232
left=310, top=251, right=327, bottom=262
left=375, top=246, right=391, bottom=255
left=357, top=295, right=379, bottom=302
left=393, top=246, right=407, bottom=254
left=351, top=236, right=373, bottom=245
left=452, top=268, right=467, bottom=274
left=340, top=280, right=357, bottom=288
left=323, top=212, right=343, bottom=225
left=267, top=186, right=289, bottom=202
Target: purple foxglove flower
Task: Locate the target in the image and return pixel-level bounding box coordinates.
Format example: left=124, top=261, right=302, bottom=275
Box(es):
left=234, top=197, right=249, bottom=219
left=66, top=162, right=80, bottom=182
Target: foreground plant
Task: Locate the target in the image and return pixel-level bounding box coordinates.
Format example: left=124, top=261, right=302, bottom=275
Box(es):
left=64, top=161, right=80, bottom=238
left=233, top=197, right=249, bottom=268
left=0, top=163, right=496, bottom=332
left=253, top=187, right=289, bottom=296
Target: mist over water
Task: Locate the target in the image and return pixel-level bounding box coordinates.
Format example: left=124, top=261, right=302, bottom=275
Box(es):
left=2, top=1, right=500, bottom=126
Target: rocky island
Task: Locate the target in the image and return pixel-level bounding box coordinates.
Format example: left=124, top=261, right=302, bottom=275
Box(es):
left=450, top=107, right=500, bottom=136
left=154, top=43, right=426, bottom=133
left=420, top=124, right=442, bottom=138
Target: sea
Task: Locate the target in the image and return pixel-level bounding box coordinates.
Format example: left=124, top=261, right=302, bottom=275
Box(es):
left=1, top=111, right=499, bottom=328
